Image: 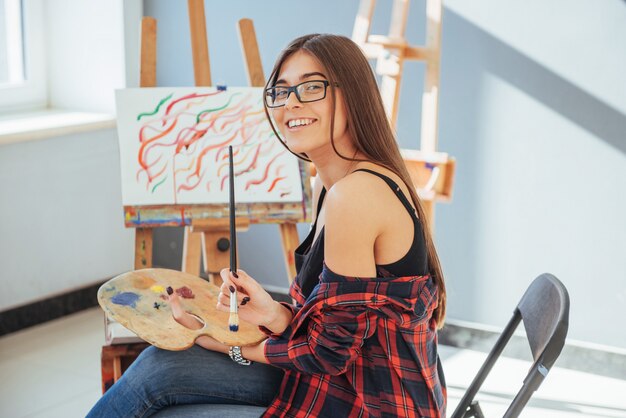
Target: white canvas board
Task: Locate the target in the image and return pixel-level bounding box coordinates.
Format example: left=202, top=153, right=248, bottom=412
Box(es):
left=115, top=87, right=303, bottom=206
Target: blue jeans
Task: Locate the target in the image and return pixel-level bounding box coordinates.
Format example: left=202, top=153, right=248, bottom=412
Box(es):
left=87, top=345, right=284, bottom=418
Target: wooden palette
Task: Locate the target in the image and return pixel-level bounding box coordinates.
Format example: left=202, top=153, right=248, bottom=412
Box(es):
left=97, top=268, right=265, bottom=350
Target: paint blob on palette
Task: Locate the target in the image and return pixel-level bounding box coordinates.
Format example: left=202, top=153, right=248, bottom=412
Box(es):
left=111, top=292, right=140, bottom=308
left=98, top=268, right=264, bottom=350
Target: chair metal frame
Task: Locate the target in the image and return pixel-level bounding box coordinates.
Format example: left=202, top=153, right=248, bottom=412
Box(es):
left=451, top=273, right=570, bottom=418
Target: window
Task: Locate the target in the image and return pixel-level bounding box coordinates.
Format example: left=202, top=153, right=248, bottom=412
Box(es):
left=0, top=0, right=24, bottom=85
left=0, top=0, right=46, bottom=113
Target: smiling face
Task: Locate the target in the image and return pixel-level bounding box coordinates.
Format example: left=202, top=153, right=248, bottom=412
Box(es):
left=270, top=50, right=351, bottom=158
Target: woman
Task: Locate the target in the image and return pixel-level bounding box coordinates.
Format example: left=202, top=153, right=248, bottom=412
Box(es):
left=88, top=33, right=447, bottom=418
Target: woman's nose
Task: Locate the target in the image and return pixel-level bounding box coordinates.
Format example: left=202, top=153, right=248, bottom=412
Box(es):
left=284, top=90, right=302, bottom=109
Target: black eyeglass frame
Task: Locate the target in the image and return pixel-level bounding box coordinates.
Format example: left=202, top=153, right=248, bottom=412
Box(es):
left=264, top=80, right=339, bottom=108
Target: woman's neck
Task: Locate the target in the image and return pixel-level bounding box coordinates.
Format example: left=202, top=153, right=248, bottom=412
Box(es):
left=309, top=148, right=367, bottom=190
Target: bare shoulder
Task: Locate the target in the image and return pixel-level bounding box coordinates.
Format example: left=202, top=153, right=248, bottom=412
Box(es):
left=323, top=173, right=386, bottom=277
left=325, top=173, right=385, bottom=222
left=329, top=169, right=402, bottom=215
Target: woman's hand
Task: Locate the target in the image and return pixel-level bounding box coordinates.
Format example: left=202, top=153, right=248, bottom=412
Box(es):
left=168, top=288, right=204, bottom=330
left=217, top=268, right=293, bottom=334
left=168, top=289, right=229, bottom=353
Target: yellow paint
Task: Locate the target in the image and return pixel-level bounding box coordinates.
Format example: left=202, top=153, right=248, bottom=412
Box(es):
left=150, top=285, right=165, bottom=293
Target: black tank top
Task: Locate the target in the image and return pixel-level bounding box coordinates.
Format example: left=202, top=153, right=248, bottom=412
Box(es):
left=293, top=169, right=429, bottom=297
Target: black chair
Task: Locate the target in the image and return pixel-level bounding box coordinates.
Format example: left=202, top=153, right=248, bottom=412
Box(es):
left=451, top=273, right=570, bottom=418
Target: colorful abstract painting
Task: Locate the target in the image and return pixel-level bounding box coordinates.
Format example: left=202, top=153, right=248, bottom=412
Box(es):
left=115, top=87, right=303, bottom=206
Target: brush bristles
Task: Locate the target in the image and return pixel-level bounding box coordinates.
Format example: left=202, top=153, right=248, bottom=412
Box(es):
left=229, top=312, right=239, bottom=332
left=229, top=290, right=239, bottom=332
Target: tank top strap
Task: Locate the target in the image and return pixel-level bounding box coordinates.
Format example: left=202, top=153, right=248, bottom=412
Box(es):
left=352, top=168, right=417, bottom=219
left=316, top=187, right=327, bottom=218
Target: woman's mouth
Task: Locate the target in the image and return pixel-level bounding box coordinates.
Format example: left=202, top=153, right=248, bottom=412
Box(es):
left=286, top=118, right=318, bottom=131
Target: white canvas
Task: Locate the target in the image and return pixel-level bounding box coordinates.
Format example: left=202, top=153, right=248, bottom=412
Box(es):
left=115, top=87, right=303, bottom=206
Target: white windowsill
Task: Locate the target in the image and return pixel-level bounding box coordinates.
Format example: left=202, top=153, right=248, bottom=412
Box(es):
left=0, top=109, right=116, bottom=146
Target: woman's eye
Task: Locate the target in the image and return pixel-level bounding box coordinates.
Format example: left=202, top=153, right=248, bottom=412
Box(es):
left=275, top=90, right=288, bottom=98
left=306, top=85, right=322, bottom=92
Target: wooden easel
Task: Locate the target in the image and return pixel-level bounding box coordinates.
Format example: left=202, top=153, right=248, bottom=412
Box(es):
left=133, top=1, right=304, bottom=286
left=101, top=1, right=307, bottom=392
left=352, top=0, right=455, bottom=227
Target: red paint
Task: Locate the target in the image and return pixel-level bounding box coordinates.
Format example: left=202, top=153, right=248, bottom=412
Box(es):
left=165, top=92, right=221, bottom=116
left=268, top=176, right=287, bottom=192
left=245, top=151, right=285, bottom=190
left=217, top=142, right=261, bottom=179
left=193, top=130, right=239, bottom=177
left=176, top=286, right=195, bottom=299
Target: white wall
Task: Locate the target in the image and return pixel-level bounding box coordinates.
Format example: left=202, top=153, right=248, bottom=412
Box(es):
left=435, top=1, right=626, bottom=348
left=0, top=129, right=134, bottom=310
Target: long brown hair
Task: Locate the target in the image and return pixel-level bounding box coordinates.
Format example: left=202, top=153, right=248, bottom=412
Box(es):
left=263, top=34, right=447, bottom=328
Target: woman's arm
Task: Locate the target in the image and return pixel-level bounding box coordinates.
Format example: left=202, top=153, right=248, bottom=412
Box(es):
left=323, top=174, right=382, bottom=276
left=263, top=290, right=377, bottom=375
left=261, top=179, right=385, bottom=375
left=192, top=336, right=270, bottom=364
left=193, top=338, right=271, bottom=365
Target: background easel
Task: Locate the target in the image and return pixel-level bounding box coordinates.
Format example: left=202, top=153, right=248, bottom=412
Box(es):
left=101, top=1, right=307, bottom=392
left=352, top=0, right=455, bottom=227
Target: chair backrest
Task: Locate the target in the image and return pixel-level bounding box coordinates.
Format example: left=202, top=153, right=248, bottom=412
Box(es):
left=451, top=273, right=570, bottom=418
left=517, top=273, right=570, bottom=370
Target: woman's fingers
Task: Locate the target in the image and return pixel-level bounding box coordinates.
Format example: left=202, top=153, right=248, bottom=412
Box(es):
left=168, top=290, right=203, bottom=330
left=219, top=268, right=241, bottom=287
left=216, top=268, right=267, bottom=316
left=220, top=279, right=246, bottom=295
left=168, top=291, right=184, bottom=319
left=220, top=268, right=256, bottom=289
left=217, top=287, right=249, bottom=307
left=217, top=290, right=234, bottom=307
left=220, top=269, right=254, bottom=292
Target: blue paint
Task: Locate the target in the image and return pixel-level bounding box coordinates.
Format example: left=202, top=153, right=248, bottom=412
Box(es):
left=112, top=292, right=140, bottom=308
left=229, top=324, right=239, bottom=332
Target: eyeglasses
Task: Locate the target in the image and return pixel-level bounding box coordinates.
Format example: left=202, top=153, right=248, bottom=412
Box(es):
left=264, top=80, right=337, bottom=108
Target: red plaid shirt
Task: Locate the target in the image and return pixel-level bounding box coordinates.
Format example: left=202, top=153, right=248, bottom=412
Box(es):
left=261, top=263, right=446, bottom=417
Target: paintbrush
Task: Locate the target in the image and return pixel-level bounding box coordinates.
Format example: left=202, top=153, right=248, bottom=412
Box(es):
left=228, top=145, right=239, bottom=332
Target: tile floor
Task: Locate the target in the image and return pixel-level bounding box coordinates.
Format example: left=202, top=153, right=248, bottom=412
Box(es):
left=1, top=308, right=625, bottom=418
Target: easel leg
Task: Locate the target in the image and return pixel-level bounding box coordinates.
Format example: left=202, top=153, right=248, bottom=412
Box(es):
left=182, top=226, right=202, bottom=275
left=113, top=357, right=122, bottom=382
left=279, top=223, right=300, bottom=283
left=201, top=231, right=231, bottom=286
left=101, top=343, right=150, bottom=393
left=134, top=228, right=153, bottom=269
